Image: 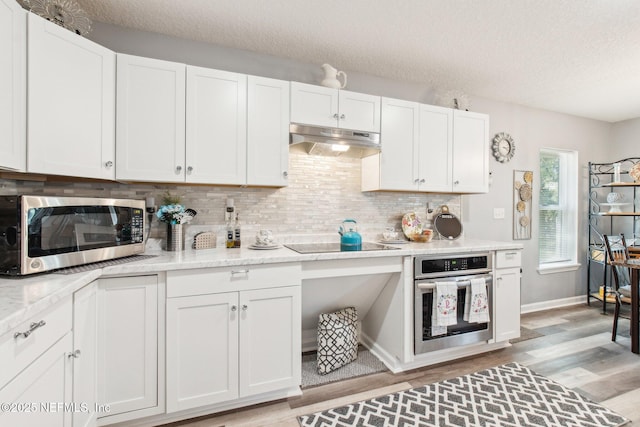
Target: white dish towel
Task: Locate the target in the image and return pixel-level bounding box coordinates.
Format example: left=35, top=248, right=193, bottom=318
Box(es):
left=432, top=282, right=458, bottom=328
left=464, top=277, right=490, bottom=323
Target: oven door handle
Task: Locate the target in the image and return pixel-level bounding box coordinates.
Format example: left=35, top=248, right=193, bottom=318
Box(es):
left=416, top=275, right=492, bottom=290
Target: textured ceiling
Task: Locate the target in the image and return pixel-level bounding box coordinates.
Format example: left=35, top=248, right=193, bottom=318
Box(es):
left=73, top=0, right=640, bottom=123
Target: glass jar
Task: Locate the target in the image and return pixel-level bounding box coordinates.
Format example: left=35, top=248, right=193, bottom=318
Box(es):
left=613, top=162, right=621, bottom=183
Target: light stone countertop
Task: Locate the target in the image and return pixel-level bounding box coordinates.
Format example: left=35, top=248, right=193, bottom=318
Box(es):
left=0, top=238, right=522, bottom=337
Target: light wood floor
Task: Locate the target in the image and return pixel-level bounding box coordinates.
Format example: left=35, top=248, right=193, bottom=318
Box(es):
left=167, top=303, right=640, bottom=426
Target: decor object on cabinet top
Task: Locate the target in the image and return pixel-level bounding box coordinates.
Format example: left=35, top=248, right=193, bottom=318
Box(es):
left=320, top=63, right=347, bottom=89
left=435, top=90, right=470, bottom=110
left=492, top=132, right=515, bottom=163
left=630, top=163, right=640, bottom=183
left=28, top=0, right=92, bottom=35
left=514, top=170, right=532, bottom=240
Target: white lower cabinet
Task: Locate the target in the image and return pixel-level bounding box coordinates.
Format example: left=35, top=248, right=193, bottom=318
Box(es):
left=166, top=292, right=239, bottom=410
left=494, top=251, right=522, bottom=342
left=0, top=333, right=73, bottom=427
left=72, top=281, right=97, bottom=427
left=166, top=265, right=301, bottom=413
left=0, top=297, right=73, bottom=427
left=97, top=275, right=164, bottom=424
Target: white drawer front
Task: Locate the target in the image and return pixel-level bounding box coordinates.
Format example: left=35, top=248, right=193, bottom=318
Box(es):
left=0, top=297, right=72, bottom=389
left=167, top=263, right=301, bottom=297
left=495, top=250, right=522, bottom=269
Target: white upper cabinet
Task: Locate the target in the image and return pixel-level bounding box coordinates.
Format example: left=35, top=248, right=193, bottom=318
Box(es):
left=0, top=0, right=26, bottom=172
left=290, top=82, right=381, bottom=132
left=362, top=97, right=419, bottom=191
left=117, top=58, right=289, bottom=187
left=418, top=104, right=454, bottom=192
left=186, top=66, right=247, bottom=184
left=338, top=90, right=381, bottom=133
left=116, top=54, right=186, bottom=182
left=27, top=13, right=115, bottom=180
left=247, top=76, right=290, bottom=187
left=362, top=99, right=489, bottom=193
left=451, top=110, right=490, bottom=193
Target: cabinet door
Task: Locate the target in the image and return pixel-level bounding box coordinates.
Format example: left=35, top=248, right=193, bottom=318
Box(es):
left=0, top=333, right=73, bottom=427
left=27, top=13, right=115, bottom=180
left=494, top=267, right=521, bottom=342
left=0, top=0, right=26, bottom=171
left=247, top=76, right=290, bottom=187
left=418, top=104, right=453, bottom=192
left=378, top=97, right=420, bottom=191
left=73, top=281, right=97, bottom=427
left=452, top=110, right=489, bottom=193
left=290, top=82, right=338, bottom=128
left=166, top=293, right=239, bottom=412
left=186, top=66, right=247, bottom=184
left=338, top=90, right=381, bottom=132
left=97, top=275, right=158, bottom=417
left=116, top=54, right=186, bottom=182
left=239, top=286, right=301, bottom=397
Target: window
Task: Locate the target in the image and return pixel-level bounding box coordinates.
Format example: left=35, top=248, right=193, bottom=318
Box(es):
left=538, top=148, right=579, bottom=271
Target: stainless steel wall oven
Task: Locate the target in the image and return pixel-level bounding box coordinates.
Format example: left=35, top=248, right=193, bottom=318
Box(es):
left=414, top=253, right=493, bottom=354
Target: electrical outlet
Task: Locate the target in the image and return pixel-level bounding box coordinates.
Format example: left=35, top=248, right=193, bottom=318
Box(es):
left=493, top=208, right=505, bottom=219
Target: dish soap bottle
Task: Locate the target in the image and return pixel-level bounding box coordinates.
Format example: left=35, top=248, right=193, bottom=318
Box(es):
left=234, top=213, right=241, bottom=248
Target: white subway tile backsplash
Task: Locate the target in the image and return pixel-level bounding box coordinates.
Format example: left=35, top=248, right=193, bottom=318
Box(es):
left=0, top=153, right=460, bottom=243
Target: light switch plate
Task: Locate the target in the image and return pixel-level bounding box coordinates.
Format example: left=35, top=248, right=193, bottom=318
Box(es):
left=493, top=208, right=505, bottom=219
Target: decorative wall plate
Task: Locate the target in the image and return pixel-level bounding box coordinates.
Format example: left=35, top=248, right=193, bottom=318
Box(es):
left=492, top=132, right=515, bottom=163
left=29, top=0, right=92, bottom=36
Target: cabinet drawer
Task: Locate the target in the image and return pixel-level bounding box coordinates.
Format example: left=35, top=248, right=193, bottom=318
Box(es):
left=0, top=296, right=72, bottom=389
left=167, top=263, right=301, bottom=297
left=495, top=250, right=522, bottom=269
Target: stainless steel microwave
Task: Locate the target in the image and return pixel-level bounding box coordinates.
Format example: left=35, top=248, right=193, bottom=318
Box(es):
left=0, top=195, right=145, bottom=276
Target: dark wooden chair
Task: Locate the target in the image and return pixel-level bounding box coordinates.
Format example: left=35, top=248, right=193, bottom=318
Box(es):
left=603, top=234, right=632, bottom=342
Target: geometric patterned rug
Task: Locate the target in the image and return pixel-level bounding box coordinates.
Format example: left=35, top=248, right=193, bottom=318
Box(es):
left=298, top=362, right=630, bottom=427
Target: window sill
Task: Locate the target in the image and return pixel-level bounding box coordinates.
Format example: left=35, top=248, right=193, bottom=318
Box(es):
left=537, top=262, right=581, bottom=275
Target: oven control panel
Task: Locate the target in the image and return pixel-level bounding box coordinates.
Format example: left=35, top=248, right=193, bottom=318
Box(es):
left=414, top=253, right=491, bottom=279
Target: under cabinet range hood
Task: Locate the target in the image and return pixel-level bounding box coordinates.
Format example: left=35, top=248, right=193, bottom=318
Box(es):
left=289, top=124, right=381, bottom=157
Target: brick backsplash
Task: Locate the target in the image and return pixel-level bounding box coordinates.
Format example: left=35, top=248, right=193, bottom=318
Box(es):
left=0, top=153, right=460, bottom=244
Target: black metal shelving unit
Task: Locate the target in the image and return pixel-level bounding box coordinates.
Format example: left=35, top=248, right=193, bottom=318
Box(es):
left=587, top=158, right=640, bottom=313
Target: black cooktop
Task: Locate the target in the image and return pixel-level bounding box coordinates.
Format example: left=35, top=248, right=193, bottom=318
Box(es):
left=284, top=242, right=400, bottom=254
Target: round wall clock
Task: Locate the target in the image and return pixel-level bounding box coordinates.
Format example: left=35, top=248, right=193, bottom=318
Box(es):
left=492, top=132, right=515, bottom=163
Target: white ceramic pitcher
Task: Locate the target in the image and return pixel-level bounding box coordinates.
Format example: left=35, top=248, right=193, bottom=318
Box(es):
left=321, top=63, right=347, bottom=89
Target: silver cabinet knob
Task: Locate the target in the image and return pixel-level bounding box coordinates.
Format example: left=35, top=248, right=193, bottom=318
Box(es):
left=420, top=179, right=425, bottom=184
left=333, top=113, right=339, bottom=119
left=454, top=180, right=460, bottom=185
left=242, top=304, right=248, bottom=311
left=105, top=161, right=114, bottom=168
left=176, top=165, right=182, bottom=173
left=414, top=179, right=420, bottom=184
left=340, top=114, right=345, bottom=120
left=187, top=166, right=193, bottom=174
left=231, top=305, right=237, bottom=312
left=68, top=349, right=81, bottom=359
left=283, top=171, right=288, bottom=178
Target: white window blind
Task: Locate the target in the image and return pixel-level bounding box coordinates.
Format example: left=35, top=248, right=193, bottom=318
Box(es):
left=539, top=149, right=578, bottom=266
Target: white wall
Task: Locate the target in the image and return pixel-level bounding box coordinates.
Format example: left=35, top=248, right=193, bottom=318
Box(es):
left=612, top=118, right=640, bottom=161
left=80, top=21, right=615, bottom=305
left=463, top=98, right=611, bottom=304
